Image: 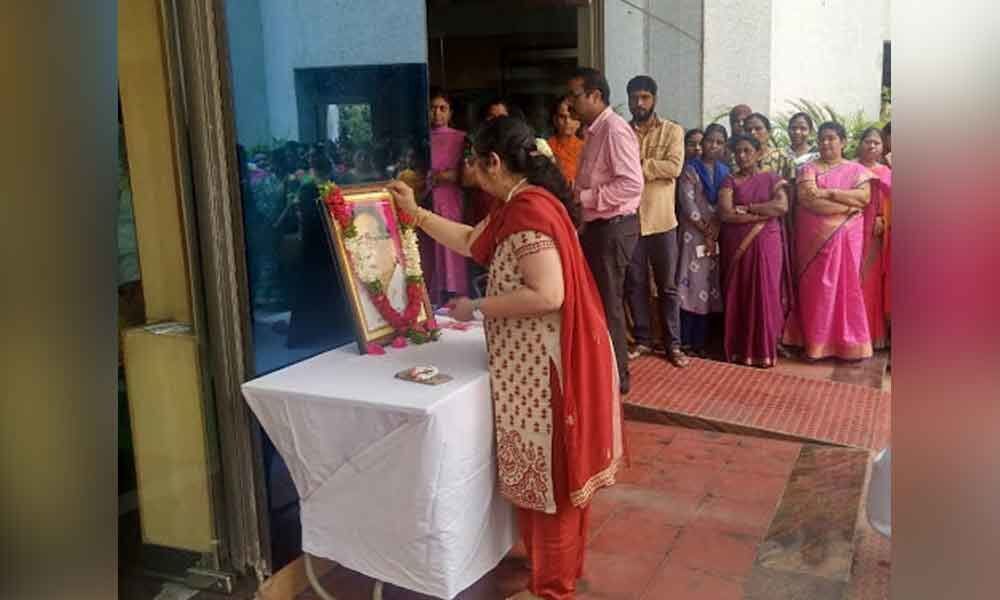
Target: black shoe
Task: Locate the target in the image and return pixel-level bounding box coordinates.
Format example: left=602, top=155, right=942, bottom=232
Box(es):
left=619, top=373, right=631, bottom=395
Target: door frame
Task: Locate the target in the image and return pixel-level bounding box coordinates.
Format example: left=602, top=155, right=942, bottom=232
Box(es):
left=167, top=0, right=273, bottom=579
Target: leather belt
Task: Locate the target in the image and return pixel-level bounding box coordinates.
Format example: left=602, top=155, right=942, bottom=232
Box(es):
left=587, top=213, right=637, bottom=227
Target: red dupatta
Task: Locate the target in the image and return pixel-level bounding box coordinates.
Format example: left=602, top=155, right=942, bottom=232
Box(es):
left=471, top=186, right=623, bottom=507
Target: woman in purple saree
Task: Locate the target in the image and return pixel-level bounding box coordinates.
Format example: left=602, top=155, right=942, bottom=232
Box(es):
left=783, top=122, right=875, bottom=360
left=718, top=134, right=790, bottom=367
left=426, top=90, right=470, bottom=305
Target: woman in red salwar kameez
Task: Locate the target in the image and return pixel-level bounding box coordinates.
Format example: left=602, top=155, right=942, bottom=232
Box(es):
left=387, top=116, right=623, bottom=600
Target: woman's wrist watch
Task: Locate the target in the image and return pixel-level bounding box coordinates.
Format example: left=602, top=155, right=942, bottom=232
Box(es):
left=471, top=297, right=484, bottom=320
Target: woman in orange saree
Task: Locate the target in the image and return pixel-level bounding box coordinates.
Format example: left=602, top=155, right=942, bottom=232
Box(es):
left=546, top=96, right=584, bottom=186
left=783, top=122, right=875, bottom=360
left=858, top=127, right=891, bottom=349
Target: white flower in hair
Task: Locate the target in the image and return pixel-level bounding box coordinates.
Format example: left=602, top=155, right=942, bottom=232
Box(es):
left=534, top=138, right=555, bottom=161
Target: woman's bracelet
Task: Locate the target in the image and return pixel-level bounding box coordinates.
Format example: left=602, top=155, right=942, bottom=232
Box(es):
left=413, top=207, right=432, bottom=228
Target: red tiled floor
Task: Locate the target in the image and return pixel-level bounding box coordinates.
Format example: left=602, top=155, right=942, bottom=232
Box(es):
left=706, top=470, right=790, bottom=505
left=295, top=421, right=804, bottom=600
left=690, top=495, right=778, bottom=539
left=659, top=436, right=739, bottom=468
left=577, top=550, right=664, bottom=600
left=641, top=563, right=746, bottom=600
left=722, top=440, right=801, bottom=477
left=594, top=485, right=704, bottom=527
left=588, top=506, right=681, bottom=557
left=643, top=462, right=725, bottom=495
left=667, top=527, right=760, bottom=579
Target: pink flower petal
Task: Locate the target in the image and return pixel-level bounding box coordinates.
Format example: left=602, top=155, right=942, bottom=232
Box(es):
left=365, top=342, right=386, bottom=355
left=391, top=336, right=407, bottom=349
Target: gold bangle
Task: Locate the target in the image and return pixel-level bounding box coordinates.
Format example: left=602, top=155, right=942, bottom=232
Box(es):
left=414, top=208, right=431, bottom=228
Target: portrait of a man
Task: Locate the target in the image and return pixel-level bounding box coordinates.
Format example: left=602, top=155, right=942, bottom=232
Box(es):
left=320, top=188, right=431, bottom=349
left=352, top=202, right=408, bottom=331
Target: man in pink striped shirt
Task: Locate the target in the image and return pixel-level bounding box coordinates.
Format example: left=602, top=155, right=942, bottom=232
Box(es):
left=567, top=67, right=644, bottom=394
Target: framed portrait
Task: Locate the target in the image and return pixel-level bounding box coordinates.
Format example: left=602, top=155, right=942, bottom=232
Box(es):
left=317, top=184, right=434, bottom=353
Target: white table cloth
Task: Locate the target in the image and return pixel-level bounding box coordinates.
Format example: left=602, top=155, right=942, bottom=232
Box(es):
left=242, top=324, right=515, bottom=599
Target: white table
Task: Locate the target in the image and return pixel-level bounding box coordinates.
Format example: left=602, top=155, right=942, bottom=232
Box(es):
left=242, top=324, right=515, bottom=599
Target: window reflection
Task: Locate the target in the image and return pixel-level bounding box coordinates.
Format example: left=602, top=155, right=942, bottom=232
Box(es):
left=224, top=0, right=431, bottom=569
left=234, top=63, right=430, bottom=376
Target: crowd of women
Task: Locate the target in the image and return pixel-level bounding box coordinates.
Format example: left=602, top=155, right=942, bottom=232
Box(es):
left=420, top=90, right=892, bottom=370
left=679, top=113, right=892, bottom=366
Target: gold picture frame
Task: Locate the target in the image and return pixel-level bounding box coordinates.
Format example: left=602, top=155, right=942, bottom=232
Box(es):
left=317, top=184, right=433, bottom=353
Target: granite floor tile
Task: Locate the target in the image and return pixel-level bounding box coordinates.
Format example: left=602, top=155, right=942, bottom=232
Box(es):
left=756, top=445, right=868, bottom=582
left=742, top=566, right=847, bottom=600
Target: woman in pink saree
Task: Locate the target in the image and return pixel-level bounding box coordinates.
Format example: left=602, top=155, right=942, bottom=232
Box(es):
left=426, top=90, right=469, bottom=305
left=718, top=134, right=790, bottom=367
left=858, top=127, right=891, bottom=349
left=783, top=122, right=875, bottom=360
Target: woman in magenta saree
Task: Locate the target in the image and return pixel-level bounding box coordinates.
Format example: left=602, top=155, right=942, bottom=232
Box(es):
left=718, top=134, right=791, bottom=367
left=858, top=127, right=891, bottom=349
left=783, top=122, right=875, bottom=360
left=426, top=90, right=469, bottom=305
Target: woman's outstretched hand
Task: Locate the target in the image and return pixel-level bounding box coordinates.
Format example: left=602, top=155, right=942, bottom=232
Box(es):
left=386, top=180, right=420, bottom=220
left=448, top=297, right=477, bottom=322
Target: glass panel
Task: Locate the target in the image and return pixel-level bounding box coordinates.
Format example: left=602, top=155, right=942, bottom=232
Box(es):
left=223, top=0, right=430, bottom=570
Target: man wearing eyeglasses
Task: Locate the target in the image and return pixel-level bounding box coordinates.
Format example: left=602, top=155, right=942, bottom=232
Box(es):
left=567, top=67, right=644, bottom=395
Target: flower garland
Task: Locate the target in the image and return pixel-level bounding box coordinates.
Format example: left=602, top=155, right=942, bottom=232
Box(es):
left=321, top=183, right=439, bottom=348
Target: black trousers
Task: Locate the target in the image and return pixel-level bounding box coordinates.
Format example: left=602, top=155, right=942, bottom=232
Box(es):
left=625, top=229, right=682, bottom=349
left=579, top=214, right=640, bottom=382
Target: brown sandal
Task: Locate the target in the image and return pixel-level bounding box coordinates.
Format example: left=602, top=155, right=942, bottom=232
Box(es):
left=667, top=346, right=690, bottom=368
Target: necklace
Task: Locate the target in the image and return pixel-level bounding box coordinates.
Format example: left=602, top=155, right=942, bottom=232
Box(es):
left=505, top=177, right=529, bottom=202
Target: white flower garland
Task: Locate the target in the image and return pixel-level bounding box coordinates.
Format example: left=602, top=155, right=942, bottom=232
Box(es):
left=400, top=226, right=422, bottom=279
